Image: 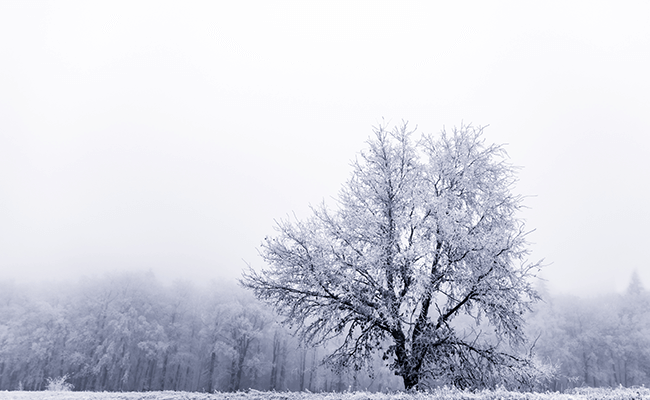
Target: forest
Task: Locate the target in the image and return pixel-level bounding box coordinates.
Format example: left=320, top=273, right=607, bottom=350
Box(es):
left=0, top=271, right=648, bottom=393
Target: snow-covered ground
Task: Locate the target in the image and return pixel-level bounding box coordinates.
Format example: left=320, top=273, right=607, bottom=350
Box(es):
left=1, top=387, right=649, bottom=400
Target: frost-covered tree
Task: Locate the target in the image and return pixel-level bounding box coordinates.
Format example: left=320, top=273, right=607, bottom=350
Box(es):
left=242, top=123, right=542, bottom=390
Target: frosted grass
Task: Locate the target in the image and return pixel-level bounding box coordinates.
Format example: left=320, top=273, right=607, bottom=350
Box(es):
left=1, top=387, right=649, bottom=400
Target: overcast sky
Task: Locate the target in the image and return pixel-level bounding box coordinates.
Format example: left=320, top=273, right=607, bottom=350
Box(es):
left=1, top=1, right=649, bottom=296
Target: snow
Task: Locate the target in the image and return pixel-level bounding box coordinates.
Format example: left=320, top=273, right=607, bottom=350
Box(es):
left=1, top=387, right=648, bottom=400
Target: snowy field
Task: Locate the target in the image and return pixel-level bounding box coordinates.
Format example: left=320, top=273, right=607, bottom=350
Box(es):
left=1, top=387, right=649, bottom=400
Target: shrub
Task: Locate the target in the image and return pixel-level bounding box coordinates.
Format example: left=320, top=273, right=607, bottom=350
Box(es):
left=45, top=375, right=74, bottom=391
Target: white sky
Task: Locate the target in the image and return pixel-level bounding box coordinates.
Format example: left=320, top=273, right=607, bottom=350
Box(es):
left=1, top=1, right=649, bottom=296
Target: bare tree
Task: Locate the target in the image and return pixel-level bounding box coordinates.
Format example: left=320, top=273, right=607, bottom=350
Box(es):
left=242, top=123, right=542, bottom=390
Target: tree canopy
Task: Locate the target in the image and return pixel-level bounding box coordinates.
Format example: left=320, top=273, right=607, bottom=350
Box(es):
left=242, top=123, right=543, bottom=390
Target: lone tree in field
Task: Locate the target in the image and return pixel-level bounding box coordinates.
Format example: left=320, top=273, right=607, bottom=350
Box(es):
left=242, top=123, right=542, bottom=390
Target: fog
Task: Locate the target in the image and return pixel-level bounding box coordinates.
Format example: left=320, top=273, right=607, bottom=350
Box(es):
left=1, top=2, right=649, bottom=296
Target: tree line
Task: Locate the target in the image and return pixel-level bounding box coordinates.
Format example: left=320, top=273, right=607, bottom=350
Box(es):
left=1, top=270, right=648, bottom=392
left=527, top=272, right=650, bottom=390
left=0, top=272, right=401, bottom=392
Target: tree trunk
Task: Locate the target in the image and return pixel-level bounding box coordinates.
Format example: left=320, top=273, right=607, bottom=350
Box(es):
left=402, top=372, right=419, bottom=391
left=391, top=329, right=420, bottom=390
left=100, top=365, right=108, bottom=390
left=299, top=349, right=306, bottom=391
left=160, top=351, right=169, bottom=390
left=234, top=350, right=245, bottom=391
left=269, top=331, right=280, bottom=390
left=183, top=366, right=190, bottom=391
left=308, top=349, right=316, bottom=392
left=131, top=356, right=142, bottom=391
left=173, top=364, right=181, bottom=391
left=207, top=352, right=216, bottom=393
left=229, top=358, right=237, bottom=391
left=279, top=354, right=286, bottom=391
left=231, top=337, right=250, bottom=392
left=146, top=358, right=156, bottom=391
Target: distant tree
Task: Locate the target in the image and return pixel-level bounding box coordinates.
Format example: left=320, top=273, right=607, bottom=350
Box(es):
left=526, top=271, right=650, bottom=390
left=218, top=299, right=269, bottom=391
left=269, top=325, right=289, bottom=391
left=243, top=123, right=542, bottom=390
left=625, top=270, right=646, bottom=298
left=617, top=271, right=650, bottom=386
